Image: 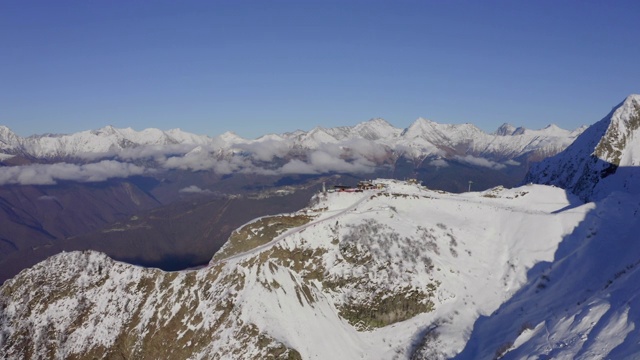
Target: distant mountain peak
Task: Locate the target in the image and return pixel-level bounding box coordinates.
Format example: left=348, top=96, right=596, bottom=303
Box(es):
left=363, top=117, right=392, bottom=126
left=513, top=126, right=526, bottom=135
left=218, top=131, right=245, bottom=142
left=412, top=117, right=435, bottom=126
left=495, top=123, right=517, bottom=136
left=352, top=118, right=399, bottom=140
left=93, top=125, right=118, bottom=135
left=401, top=117, right=436, bottom=137
left=0, top=125, right=17, bottom=139
left=0, top=126, right=20, bottom=150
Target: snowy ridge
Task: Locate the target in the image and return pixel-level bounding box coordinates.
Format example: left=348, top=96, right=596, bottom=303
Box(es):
left=4, top=125, right=212, bottom=159
left=525, top=94, right=640, bottom=201
left=0, top=180, right=596, bottom=359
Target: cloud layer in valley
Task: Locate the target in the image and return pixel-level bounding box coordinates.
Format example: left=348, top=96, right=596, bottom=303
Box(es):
left=0, top=137, right=520, bottom=185
left=453, top=155, right=508, bottom=170
left=0, top=161, right=147, bottom=185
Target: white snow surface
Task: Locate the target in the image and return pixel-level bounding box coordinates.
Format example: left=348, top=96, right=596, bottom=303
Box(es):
left=453, top=190, right=640, bottom=360
left=4, top=179, right=635, bottom=359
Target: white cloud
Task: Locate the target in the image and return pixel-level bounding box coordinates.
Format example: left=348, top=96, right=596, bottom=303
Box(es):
left=234, top=140, right=291, bottom=162
left=280, top=159, right=317, bottom=174
left=163, top=153, right=219, bottom=172
left=179, top=185, right=211, bottom=194
left=158, top=140, right=378, bottom=176
left=279, top=150, right=375, bottom=175
left=504, top=159, right=521, bottom=166
left=0, top=137, right=521, bottom=185
left=338, top=138, right=391, bottom=163
left=454, top=155, right=506, bottom=170
left=0, top=160, right=147, bottom=186
left=429, top=159, right=449, bottom=168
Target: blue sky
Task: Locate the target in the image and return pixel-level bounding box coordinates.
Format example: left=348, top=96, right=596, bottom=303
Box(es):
left=2, top=1, right=639, bottom=138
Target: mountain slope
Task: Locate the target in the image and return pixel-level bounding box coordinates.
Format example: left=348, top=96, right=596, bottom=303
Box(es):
left=447, top=94, right=640, bottom=359
left=524, top=94, right=640, bottom=201
left=453, top=191, right=640, bottom=360
left=0, top=180, right=590, bottom=359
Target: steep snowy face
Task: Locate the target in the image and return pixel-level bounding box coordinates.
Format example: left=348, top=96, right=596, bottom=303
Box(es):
left=495, top=123, right=517, bottom=136
left=593, top=95, right=640, bottom=166
left=351, top=118, right=401, bottom=140
left=525, top=94, right=640, bottom=201
left=399, top=118, right=482, bottom=146
left=0, top=126, right=20, bottom=151
left=0, top=180, right=589, bottom=359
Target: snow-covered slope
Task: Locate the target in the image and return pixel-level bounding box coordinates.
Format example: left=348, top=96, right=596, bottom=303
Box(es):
left=449, top=94, right=640, bottom=359
left=453, top=190, right=640, bottom=360
left=0, top=180, right=593, bottom=359
left=525, top=94, right=640, bottom=201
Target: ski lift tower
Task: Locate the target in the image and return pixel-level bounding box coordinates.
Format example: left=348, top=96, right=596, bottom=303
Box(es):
left=468, top=180, right=473, bottom=192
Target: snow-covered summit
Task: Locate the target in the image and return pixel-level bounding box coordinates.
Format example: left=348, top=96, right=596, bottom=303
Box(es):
left=525, top=94, right=640, bottom=200
left=0, top=179, right=598, bottom=359
left=351, top=118, right=401, bottom=140
left=0, top=126, right=20, bottom=150
left=495, top=123, right=518, bottom=136
left=215, top=131, right=248, bottom=147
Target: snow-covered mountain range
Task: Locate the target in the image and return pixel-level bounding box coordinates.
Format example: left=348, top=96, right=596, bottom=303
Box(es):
left=2, top=96, right=639, bottom=359
left=0, top=125, right=211, bottom=159
left=0, top=120, right=584, bottom=161
left=0, top=119, right=583, bottom=181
